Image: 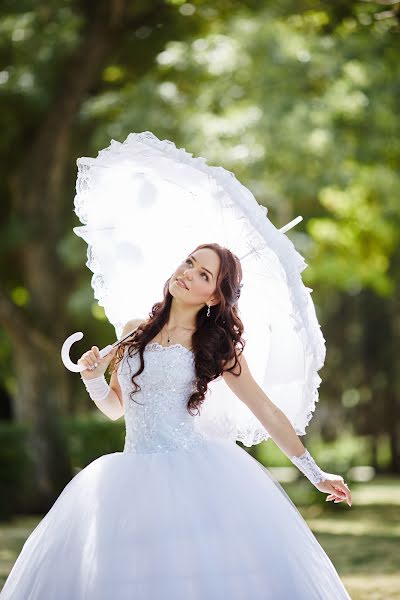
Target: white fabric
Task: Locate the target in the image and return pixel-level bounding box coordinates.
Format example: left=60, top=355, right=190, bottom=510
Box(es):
left=73, top=130, right=326, bottom=447
left=290, top=449, right=345, bottom=486
left=1, top=345, right=351, bottom=599
left=80, top=374, right=110, bottom=401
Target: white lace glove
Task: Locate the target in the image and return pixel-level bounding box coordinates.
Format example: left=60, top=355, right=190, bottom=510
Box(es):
left=289, top=449, right=352, bottom=506
left=289, top=449, right=343, bottom=486
left=80, top=374, right=110, bottom=401
left=80, top=374, right=123, bottom=421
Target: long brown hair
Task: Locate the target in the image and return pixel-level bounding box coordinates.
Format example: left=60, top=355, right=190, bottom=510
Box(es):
left=109, top=243, right=245, bottom=416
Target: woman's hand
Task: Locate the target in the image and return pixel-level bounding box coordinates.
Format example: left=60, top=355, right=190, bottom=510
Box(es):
left=314, top=475, right=352, bottom=507
left=78, top=346, right=117, bottom=380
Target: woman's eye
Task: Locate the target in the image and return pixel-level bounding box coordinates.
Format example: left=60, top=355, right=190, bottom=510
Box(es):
left=185, top=259, right=208, bottom=281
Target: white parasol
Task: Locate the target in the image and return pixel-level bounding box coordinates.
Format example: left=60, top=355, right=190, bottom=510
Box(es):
left=68, top=131, right=326, bottom=447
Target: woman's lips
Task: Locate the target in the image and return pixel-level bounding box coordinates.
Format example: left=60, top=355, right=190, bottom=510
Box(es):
left=176, top=279, right=188, bottom=289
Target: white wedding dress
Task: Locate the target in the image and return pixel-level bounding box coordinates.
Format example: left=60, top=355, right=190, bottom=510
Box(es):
left=1, top=343, right=351, bottom=599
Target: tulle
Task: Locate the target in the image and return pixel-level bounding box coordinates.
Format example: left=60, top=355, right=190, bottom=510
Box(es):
left=73, top=131, right=326, bottom=447
left=0, top=440, right=350, bottom=599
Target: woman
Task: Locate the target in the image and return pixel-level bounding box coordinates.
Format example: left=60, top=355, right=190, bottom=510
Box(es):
left=0, top=243, right=352, bottom=599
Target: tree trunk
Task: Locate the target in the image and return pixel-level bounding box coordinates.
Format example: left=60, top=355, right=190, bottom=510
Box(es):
left=362, top=289, right=399, bottom=474
left=0, top=0, right=137, bottom=509
left=14, top=344, right=72, bottom=512
left=386, top=296, right=400, bottom=472
left=370, top=433, right=379, bottom=471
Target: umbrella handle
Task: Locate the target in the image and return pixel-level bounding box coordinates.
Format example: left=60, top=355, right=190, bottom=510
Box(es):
left=61, top=331, right=115, bottom=373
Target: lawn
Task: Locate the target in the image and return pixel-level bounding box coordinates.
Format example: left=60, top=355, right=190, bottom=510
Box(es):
left=291, top=476, right=400, bottom=600
left=0, top=476, right=398, bottom=598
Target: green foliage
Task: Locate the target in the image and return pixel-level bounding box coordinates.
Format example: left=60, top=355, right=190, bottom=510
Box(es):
left=247, top=433, right=374, bottom=472
left=74, top=1, right=399, bottom=306
left=0, top=416, right=125, bottom=519
left=0, top=423, right=32, bottom=519
left=62, top=415, right=125, bottom=468
left=0, top=0, right=399, bottom=475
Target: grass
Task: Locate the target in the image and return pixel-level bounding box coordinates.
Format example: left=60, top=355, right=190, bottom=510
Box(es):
left=0, top=515, right=39, bottom=588
left=283, top=475, right=400, bottom=599
left=0, top=476, right=399, bottom=598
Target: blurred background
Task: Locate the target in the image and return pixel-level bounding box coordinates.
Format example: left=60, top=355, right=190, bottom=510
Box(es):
left=0, top=1, right=399, bottom=598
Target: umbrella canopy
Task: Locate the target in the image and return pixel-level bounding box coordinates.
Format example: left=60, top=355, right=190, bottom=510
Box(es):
left=73, top=131, right=326, bottom=447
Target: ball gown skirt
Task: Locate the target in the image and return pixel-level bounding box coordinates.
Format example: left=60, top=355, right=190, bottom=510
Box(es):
left=0, top=344, right=351, bottom=599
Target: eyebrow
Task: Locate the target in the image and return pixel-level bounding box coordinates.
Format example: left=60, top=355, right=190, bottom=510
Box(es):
left=189, top=255, right=214, bottom=279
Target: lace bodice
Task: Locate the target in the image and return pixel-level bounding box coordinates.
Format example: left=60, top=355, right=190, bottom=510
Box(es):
left=117, top=343, right=208, bottom=454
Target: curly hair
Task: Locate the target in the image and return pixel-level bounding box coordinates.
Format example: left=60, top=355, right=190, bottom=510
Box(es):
left=109, top=243, right=245, bottom=417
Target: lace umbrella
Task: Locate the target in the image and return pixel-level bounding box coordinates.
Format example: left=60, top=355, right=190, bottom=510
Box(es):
left=72, top=131, right=326, bottom=447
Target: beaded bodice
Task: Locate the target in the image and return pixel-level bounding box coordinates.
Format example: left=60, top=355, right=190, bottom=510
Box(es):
left=117, top=342, right=207, bottom=454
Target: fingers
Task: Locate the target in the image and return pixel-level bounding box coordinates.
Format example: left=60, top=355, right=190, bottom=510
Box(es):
left=326, top=481, right=352, bottom=507
left=80, top=346, right=118, bottom=372
left=90, top=346, right=101, bottom=370
left=78, top=346, right=101, bottom=371
left=334, top=482, right=352, bottom=506
left=326, top=494, right=344, bottom=503
left=86, top=347, right=99, bottom=370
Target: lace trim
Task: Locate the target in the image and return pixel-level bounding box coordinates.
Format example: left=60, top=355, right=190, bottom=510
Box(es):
left=145, top=342, right=194, bottom=355
left=289, top=449, right=343, bottom=486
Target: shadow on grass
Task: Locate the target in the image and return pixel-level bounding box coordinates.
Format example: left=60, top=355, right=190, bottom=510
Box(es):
left=311, top=530, right=399, bottom=575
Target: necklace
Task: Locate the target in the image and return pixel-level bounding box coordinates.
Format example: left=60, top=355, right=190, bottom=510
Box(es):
left=164, top=323, right=196, bottom=344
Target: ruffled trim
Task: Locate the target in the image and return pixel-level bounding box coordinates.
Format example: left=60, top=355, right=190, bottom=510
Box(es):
left=74, top=131, right=326, bottom=447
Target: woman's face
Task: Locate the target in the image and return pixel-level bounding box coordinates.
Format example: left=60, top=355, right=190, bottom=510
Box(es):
left=170, top=248, right=220, bottom=307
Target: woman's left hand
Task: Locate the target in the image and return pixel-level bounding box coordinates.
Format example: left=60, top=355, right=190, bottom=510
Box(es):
left=314, top=475, right=352, bottom=507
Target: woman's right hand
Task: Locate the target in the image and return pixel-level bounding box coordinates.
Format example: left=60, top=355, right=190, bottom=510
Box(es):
left=78, top=346, right=118, bottom=380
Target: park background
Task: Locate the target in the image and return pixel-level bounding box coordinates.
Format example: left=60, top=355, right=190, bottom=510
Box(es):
left=0, top=1, right=399, bottom=598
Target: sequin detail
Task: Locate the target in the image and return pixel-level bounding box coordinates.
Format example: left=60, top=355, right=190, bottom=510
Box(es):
left=118, top=343, right=207, bottom=454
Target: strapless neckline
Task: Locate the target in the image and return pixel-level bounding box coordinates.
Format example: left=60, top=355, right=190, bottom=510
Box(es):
left=145, top=342, right=194, bottom=356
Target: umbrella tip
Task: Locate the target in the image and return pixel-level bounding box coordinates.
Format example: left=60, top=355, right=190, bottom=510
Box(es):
left=279, top=216, right=303, bottom=234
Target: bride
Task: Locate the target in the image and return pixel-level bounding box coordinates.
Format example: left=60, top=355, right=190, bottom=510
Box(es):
left=1, top=242, right=352, bottom=599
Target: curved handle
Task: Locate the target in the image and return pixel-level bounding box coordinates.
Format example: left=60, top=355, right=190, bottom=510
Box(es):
left=60, top=331, right=114, bottom=373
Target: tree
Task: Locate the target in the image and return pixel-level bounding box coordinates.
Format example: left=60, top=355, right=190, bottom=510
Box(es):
left=0, top=0, right=259, bottom=509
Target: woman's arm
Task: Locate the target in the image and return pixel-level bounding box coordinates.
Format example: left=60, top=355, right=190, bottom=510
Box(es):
left=222, top=352, right=306, bottom=457
left=80, top=318, right=145, bottom=421
left=222, top=352, right=352, bottom=505
left=91, top=387, right=124, bottom=421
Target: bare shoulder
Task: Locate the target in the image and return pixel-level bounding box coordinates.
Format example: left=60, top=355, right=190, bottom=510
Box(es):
left=222, top=349, right=250, bottom=377
left=121, top=318, right=147, bottom=337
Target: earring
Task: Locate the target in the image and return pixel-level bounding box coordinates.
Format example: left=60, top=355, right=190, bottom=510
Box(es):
left=206, top=305, right=210, bottom=317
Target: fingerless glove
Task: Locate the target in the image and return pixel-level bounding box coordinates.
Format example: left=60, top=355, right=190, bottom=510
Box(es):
left=80, top=374, right=110, bottom=402
left=290, top=449, right=342, bottom=485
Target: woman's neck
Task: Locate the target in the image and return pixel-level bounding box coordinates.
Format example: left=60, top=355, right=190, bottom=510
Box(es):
left=167, top=301, right=198, bottom=331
